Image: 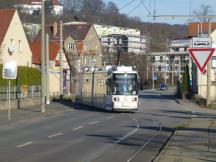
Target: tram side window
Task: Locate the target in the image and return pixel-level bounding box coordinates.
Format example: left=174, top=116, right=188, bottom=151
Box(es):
left=106, top=78, right=113, bottom=95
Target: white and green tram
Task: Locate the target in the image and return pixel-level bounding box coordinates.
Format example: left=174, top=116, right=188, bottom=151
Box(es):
left=74, top=66, right=139, bottom=112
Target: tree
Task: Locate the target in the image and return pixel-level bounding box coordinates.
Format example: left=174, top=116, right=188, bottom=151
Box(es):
left=193, top=4, right=214, bottom=22
left=62, top=0, right=83, bottom=12
left=45, top=0, right=54, bottom=15
left=106, top=2, right=119, bottom=14
left=81, top=0, right=106, bottom=16
left=0, top=0, right=16, bottom=9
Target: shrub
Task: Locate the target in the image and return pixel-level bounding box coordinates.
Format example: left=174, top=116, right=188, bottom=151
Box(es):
left=0, top=65, right=41, bottom=87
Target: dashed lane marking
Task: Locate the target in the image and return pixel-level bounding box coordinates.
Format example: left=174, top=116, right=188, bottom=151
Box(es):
left=89, top=121, right=100, bottom=125
left=16, top=141, right=33, bottom=148
left=106, top=116, right=114, bottom=119
left=48, top=132, right=63, bottom=138
left=72, top=126, right=83, bottom=131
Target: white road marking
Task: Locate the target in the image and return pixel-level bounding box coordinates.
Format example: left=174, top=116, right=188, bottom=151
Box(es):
left=114, top=118, right=140, bottom=144
left=72, top=126, right=83, bottom=131
left=48, top=132, right=63, bottom=138
left=16, top=141, right=33, bottom=148
left=89, top=121, right=100, bottom=125
left=106, top=116, right=114, bottom=119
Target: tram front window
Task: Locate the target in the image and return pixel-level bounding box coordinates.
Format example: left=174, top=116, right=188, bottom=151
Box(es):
left=113, top=73, right=138, bottom=95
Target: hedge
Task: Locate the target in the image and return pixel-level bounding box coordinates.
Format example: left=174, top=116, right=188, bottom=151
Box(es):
left=0, top=64, right=41, bottom=87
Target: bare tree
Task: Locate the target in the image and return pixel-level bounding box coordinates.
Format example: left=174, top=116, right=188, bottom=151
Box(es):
left=106, top=2, right=119, bottom=14
left=193, top=4, right=214, bottom=22
left=81, top=0, right=106, bottom=16
left=62, top=0, right=83, bottom=11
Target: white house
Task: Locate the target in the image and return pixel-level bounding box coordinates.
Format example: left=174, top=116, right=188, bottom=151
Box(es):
left=14, top=0, right=63, bottom=16
left=0, top=9, right=32, bottom=66
left=94, top=24, right=150, bottom=54
left=196, top=29, right=216, bottom=102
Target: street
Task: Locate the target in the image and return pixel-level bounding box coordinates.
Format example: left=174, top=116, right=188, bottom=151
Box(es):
left=0, top=90, right=192, bottom=162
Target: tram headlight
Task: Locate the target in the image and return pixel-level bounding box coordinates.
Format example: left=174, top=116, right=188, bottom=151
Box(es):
left=132, top=97, right=138, bottom=101
left=113, top=97, right=119, bottom=101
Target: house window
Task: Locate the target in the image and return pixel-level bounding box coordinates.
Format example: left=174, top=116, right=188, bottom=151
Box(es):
left=68, top=43, right=75, bottom=51
left=18, top=40, right=22, bottom=53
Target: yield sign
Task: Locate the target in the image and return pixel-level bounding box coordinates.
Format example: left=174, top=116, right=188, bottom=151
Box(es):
left=188, top=48, right=215, bottom=73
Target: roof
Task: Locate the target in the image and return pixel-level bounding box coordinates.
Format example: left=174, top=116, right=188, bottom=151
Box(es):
left=34, top=22, right=92, bottom=42
left=188, top=22, right=216, bottom=37
left=30, top=41, right=60, bottom=65
left=0, top=9, right=16, bottom=46
left=64, top=24, right=91, bottom=41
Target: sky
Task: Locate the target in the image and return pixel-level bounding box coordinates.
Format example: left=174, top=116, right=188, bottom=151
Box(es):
left=103, top=0, right=216, bottom=24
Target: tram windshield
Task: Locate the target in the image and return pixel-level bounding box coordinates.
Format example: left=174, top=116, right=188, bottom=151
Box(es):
left=112, top=73, right=139, bottom=95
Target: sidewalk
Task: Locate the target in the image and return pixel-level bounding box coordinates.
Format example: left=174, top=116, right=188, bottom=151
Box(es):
left=155, top=99, right=216, bottom=162
left=0, top=101, right=74, bottom=127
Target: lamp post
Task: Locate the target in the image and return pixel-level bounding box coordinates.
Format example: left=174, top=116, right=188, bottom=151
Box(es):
left=41, top=0, right=46, bottom=112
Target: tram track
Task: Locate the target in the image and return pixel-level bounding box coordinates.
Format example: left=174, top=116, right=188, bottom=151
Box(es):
left=120, top=112, right=164, bottom=162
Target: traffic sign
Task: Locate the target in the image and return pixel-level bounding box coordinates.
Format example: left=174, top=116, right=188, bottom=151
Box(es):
left=192, top=37, right=212, bottom=48
left=188, top=48, right=215, bottom=73
left=2, top=61, right=17, bottom=79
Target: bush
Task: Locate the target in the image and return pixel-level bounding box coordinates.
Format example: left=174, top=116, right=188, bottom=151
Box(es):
left=0, top=65, right=41, bottom=87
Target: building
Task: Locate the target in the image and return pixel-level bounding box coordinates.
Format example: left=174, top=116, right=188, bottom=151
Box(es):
left=151, top=22, right=216, bottom=84
left=31, top=41, right=70, bottom=97
left=0, top=9, right=32, bottom=66
left=14, top=0, right=63, bottom=16
left=94, top=24, right=150, bottom=55
left=63, top=22, right=102, bottom=71
left=188, top=22, right=216, bottom=37
left=195, top=29, right=216, bottom=103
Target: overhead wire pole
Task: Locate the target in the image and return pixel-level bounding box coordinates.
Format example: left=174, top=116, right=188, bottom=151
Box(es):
left=41, top=0, right=46, bottom=113
left=59, top=21, right=63, bottom=97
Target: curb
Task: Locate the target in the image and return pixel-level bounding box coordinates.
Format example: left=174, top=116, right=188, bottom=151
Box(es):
left=153, top=128, right=176, bottom=162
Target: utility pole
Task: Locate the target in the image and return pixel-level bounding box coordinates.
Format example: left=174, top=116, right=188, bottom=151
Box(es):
left=164, top=63, right=167, bottom=85
left=172, top=60, right=174, bottom=86
left=46, top=33, right=50, bottom=104
left=60, top=20, right=63, bottom=99
left=41, top=0, right=45, bottom=113
left=206, top=22, right=211, bottom=107
left=152, top=61, right=155, bottom=89
left=178, top=55, right=181, bottom=80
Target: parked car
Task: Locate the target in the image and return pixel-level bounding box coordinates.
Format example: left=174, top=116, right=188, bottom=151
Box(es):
left=160, top=83, right=168, bottom=90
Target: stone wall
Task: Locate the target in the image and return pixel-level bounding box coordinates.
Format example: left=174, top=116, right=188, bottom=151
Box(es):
left=0, top=97, right=41, bottom=111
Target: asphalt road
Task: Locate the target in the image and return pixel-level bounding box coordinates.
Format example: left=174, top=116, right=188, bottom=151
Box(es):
left=0, top=90, right=192, bottom=162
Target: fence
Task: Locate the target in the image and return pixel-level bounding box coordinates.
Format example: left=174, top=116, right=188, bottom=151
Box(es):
left=0, top=85, right=41, bottom=101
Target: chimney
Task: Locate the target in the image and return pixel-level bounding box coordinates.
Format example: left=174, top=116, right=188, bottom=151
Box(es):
left=53, top=22, right=58, bottom=37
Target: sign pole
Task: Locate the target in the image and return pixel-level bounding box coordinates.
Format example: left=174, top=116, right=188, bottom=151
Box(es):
left=8, top=80, right=10, bottom=120
left=207, top=22, right=212, bottom=107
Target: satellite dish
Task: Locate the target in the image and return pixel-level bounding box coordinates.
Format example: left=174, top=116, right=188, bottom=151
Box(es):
left=8, top=45, right=16, bottom=54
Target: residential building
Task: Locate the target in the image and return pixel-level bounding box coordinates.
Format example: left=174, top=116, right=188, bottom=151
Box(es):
left=188, top=22, right=216, bottom=37
left=31, top=41, right=70, bottom=97
left=63, top=22, right=102, bottom=71
left=14, top=0, right=63, bottom=16
left=94, top=24, right=150, bottom=55
left=0, top=9, right=32, bottom=66
left=34, top=21, right=102, bottom=94
left=195, top=29, right=216, bottom=102
left=151, top=22, right=216, bottom=85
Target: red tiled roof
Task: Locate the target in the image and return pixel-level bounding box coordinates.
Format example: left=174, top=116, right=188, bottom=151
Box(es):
left=188, top=22, right=216, bottom=37
left=30, top=41, right=60, bottom=65
left=0, top=9, right=16, bottom=46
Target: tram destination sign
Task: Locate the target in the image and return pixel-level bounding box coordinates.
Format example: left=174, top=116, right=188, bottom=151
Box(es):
left=192, top=37, right=212, bottom=48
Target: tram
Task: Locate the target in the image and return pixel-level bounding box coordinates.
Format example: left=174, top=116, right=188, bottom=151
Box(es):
left=74, top=66, right=139, bottom=111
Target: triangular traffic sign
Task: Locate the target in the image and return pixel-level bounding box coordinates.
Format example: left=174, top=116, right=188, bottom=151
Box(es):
left=188, top=48, right=215, bottom=73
